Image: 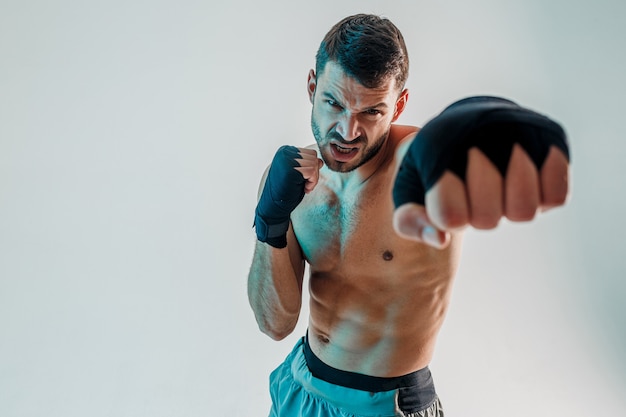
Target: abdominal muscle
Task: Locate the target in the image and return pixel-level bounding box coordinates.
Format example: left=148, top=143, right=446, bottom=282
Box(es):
left=306, top=236, right=462, bottom=378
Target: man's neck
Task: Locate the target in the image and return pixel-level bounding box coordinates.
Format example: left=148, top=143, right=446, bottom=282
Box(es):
left=335, top=137, right=396, bottom=190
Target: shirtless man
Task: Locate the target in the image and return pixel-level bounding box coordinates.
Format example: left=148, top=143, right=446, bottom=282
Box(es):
left=248, top=14, right=570, bottom=417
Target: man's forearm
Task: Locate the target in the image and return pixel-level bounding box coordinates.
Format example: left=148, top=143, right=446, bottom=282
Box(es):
left=248, top=240, right=304, bottom=341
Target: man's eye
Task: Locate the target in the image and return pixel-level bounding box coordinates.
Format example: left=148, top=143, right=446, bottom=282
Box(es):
left=327, top=100, right=341, bottom=108
left=365, top=109, right=381, bottom=116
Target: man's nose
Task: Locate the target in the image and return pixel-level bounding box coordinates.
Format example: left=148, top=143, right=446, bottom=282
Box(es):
left=335, top=114, right=361, bottom=142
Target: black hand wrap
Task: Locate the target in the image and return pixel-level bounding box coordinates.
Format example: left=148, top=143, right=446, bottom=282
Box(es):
left=254, top=146, right=306, bottom=248
left=393, top=96, right=570, bottom=207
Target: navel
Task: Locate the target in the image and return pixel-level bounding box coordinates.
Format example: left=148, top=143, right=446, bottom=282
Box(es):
left=382, top=250, right=394, bottom=261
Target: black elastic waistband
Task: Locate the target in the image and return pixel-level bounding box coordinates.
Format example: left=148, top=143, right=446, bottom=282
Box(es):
left=303, top=334, right=434, bottom=393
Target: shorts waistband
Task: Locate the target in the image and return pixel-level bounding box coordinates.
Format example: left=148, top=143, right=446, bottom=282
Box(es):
left=303, top=333, right=434, bottom=393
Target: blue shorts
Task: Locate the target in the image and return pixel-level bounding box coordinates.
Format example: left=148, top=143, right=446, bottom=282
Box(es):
left=268, top=336, right=444, bottom=417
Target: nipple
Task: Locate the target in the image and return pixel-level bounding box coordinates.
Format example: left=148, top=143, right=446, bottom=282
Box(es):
left=382, top=250, right=394, bottom=261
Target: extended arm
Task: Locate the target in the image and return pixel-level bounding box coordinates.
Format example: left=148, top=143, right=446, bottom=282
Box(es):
left=393, top=96, right=570, bottom=247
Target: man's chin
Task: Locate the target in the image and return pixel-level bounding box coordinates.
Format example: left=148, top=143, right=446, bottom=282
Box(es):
left=330, top=165, right=357, bottom=173
left=321, top=156, right=360, bottom=173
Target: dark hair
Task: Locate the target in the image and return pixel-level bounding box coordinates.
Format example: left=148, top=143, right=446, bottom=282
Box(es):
left=315, top=14, right=409, bottom=91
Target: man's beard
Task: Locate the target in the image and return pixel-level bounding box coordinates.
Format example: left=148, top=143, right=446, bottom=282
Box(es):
left=311, top=116, right=389, bottom=173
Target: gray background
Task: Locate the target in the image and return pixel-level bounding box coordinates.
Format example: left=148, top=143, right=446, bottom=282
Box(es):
left=1, top=0, right=625, bottom=415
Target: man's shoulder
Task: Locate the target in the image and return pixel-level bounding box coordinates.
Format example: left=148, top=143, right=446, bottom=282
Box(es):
left=303, top=143, right=319, bottom=152
left=390, top=124, right=420, bottom=161
left=390, top=124, right=419, bottom=140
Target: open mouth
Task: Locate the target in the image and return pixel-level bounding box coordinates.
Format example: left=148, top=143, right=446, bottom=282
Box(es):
left=330, top=143, right=359, bottom=162
left=333, top=144, right=357, bottom=154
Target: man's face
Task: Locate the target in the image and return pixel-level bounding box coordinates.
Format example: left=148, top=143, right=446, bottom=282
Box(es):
left=308, top=61, right=407, bottom=172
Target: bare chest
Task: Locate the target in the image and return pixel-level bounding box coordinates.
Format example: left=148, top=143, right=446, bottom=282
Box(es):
left=291, top=174, right=411, bottom=277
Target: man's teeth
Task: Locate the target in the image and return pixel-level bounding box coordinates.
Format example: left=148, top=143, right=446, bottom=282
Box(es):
left=335, top=145, right=354, bottom=154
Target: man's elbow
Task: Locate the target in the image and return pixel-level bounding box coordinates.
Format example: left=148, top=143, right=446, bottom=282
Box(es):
left=257, top=318, right=298, bottom=341
left=264, top=328, right=291, bottom=341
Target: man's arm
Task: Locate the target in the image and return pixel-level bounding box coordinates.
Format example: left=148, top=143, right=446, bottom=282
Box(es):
left=248, top=224, right=305, bottom=341
left=247, top=147, right=322, bottom=340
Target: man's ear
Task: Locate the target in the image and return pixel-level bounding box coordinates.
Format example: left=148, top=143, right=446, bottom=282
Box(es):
left=307, top=69, right=317, bottom=104
left=392, top=89, right=409, bottom=122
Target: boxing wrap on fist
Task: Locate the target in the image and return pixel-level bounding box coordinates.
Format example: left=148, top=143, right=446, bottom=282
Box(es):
left=393, top=96, right=570, bottom=208
left=254, top=146, right=307, bottom=248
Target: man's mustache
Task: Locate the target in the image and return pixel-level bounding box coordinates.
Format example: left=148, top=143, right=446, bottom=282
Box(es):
left=327, top=131, right=364, bottom=145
